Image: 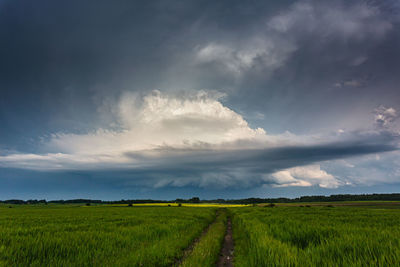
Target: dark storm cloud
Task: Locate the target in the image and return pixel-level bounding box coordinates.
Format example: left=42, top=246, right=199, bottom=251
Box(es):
left=8, top=129, right=392, bottom=193
left=187, top=0, right=400, bottom=133
left=1, top=0, right=399, bottom=141
left=0, top=0, right=205, bottom=149
left=1, top=0, right=400, bottom=198
left=117, top=130, right=399, bottom=188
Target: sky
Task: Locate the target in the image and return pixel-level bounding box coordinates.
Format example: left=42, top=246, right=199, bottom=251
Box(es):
left=1, top=0, right=400, bottom=200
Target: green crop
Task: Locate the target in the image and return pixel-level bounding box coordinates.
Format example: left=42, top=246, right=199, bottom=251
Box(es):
left=2, top=203, right=400, bottom=266
left=180, top=209, right=228, bottom=267
left=0, top=205, right=216, bottom=267
left=232, top=206, right=400, bottom=266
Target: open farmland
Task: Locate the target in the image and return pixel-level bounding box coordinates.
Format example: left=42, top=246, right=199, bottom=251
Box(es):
left=1, top=202, right=400, bottom=266
left=232, top=205, right=400, bottom=266
left=0, top=205, right=217, bottom=266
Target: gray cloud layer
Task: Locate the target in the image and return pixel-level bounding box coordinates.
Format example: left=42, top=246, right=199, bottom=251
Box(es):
left=120, top=131, right=398, bottom=188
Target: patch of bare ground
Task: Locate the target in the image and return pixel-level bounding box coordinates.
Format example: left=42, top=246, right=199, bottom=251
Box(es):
left=217, top=216, right=233, bottom=267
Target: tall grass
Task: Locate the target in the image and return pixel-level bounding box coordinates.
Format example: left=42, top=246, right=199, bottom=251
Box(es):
left=180, top=209, right=228, bottom=267
left=232, top=206, right=400, bottom=266
left=0, top=205, right=216, bottom=266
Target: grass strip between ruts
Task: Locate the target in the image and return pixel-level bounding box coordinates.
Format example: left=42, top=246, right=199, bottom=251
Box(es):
left=179, top=209, right=228, bottom=267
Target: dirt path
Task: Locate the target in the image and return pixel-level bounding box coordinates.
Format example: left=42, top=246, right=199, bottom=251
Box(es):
left=174, top=211, right=220, bottom=266
left=217, top=216, right=234, bottom=267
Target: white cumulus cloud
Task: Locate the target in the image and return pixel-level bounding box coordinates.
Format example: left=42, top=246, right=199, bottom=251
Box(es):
left=270, top=165, right=341, bottom=188
left=0, top=91, right=397, bottom=189
left=48, top=90, right=267, bottom=154
left=1, top=90, right=268, bottom=170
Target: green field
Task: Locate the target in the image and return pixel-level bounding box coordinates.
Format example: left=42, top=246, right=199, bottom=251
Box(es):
left=0, top=205, right=217, bottom=266
left=1, top=203, right=400, bottom=266
left=233, top=206, right=400, bottom=266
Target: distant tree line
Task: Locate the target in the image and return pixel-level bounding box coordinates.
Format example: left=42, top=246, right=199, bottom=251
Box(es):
left=218, top=193, right=400, bottom=204
left=2, top=194, right=400, bottom=205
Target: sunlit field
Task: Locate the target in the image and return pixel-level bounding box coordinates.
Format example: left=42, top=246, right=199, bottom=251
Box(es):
left=1, top=203, right=399, bottom=266
left=0, top=205, right=216, bottom=266
left=232, top=205, right=400, bottom=266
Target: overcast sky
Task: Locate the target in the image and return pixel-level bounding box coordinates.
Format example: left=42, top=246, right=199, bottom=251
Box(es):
left=1, top=0, right=400, bottom=200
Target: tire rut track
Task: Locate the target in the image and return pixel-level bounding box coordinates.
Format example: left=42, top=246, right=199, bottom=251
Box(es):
left=174, top=210, right=221, bottom=266
left=216, top=216, right=234, bottom=267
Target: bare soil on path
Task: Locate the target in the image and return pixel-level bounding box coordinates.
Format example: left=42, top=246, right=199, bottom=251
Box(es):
left=216, top=217, right=234, bottom=267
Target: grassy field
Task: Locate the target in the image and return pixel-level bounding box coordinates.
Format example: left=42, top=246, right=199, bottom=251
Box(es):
left=1, top=202, right=400, bottom=266
left=100, top=203, right=249, bottom=208
left=180, top=209, right=228, bottom=267
left=0, top=205, right=216, bottom=266
left=232, top=205, right=400, bottom=266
